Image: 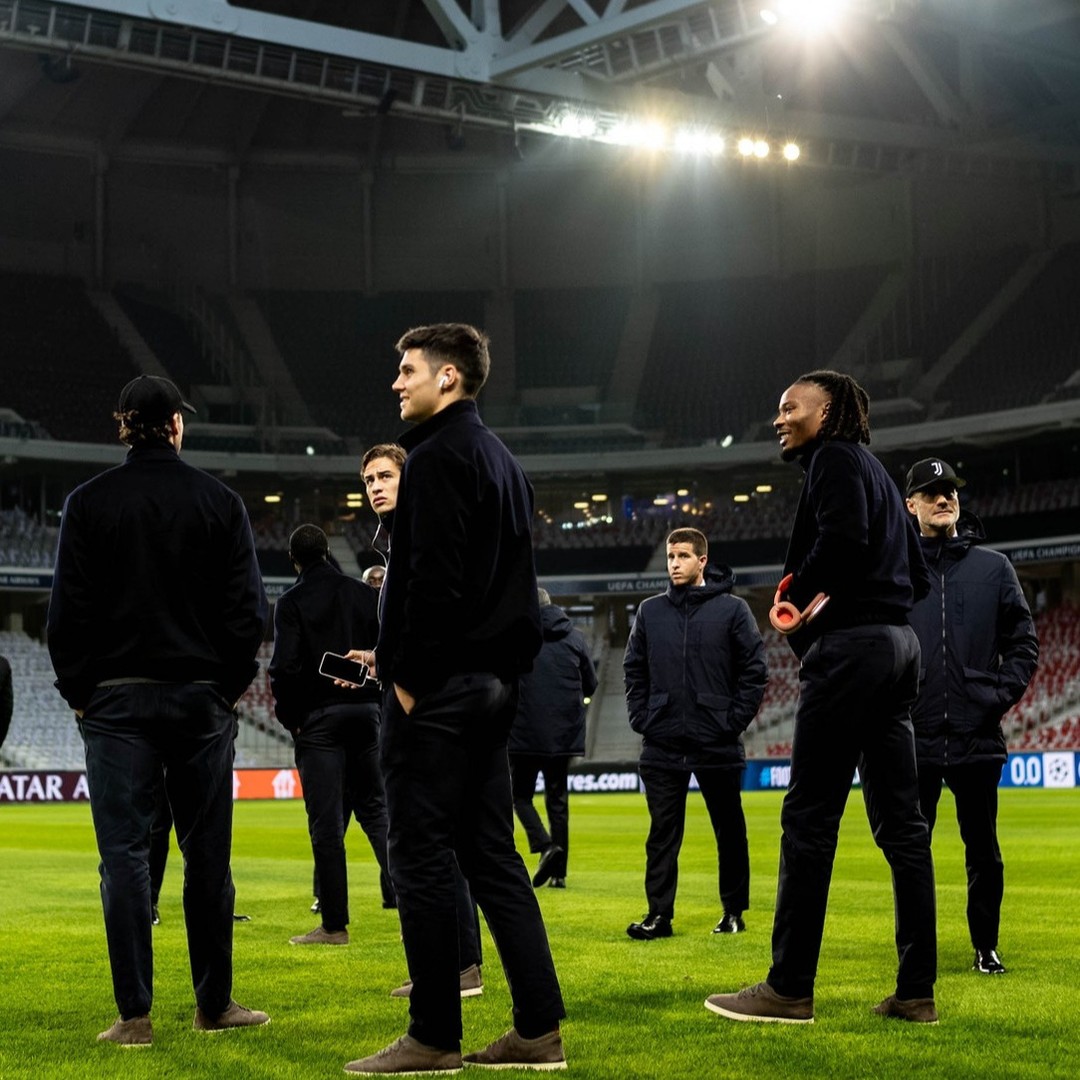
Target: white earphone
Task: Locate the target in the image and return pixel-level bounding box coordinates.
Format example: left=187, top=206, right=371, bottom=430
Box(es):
left=438, top=375, right=448, bottom=389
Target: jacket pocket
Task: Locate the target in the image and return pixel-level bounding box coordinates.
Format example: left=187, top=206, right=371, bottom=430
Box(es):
left=632, top=691, right=669, bottom=735
left=695, top=692, right=737, bottom=738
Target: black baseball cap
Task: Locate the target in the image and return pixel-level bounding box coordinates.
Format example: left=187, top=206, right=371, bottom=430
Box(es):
left=905, top=458, right=966, bottom=497
left=116, top=375, right=196, bottom=425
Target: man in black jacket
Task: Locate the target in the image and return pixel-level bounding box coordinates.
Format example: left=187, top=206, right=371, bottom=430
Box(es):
left=707, top=370, right=938, bottom=1026
left=344, top=324, right=565, bottom=1075
left=623, top=528, right=767, bottom=941
left=47, top=375, right=269, bottom=1046
left=269, top=523, right=392, bottom=946
left=509, top=588, right=598, bottom=890
left=904, top=457, right=1038, bottom=977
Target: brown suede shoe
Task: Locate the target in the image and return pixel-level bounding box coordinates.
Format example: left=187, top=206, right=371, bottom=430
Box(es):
left=463, top=1028, right=566, bottom=1071
left=344, top=1034, right=462, bottom=1074
left=97, top=1015, right=152, bottom=1047
left=873, top=995, right=939, bottom=1024
left=705, top=981, right=814, bottom=1023
left=193, top=1000, right=270, bottom=1032
left=290, top=925, right=350, bottom=945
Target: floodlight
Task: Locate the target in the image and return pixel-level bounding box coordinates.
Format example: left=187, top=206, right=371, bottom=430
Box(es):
left=721, top=434, right=734, bottom=448
left=782, top=142, right=801, bottom=161
left=754, top=140, right=770, bottom=158
left=737, top=137, right=756, bottom=156
left=733, top=494, right=751, bottom=503
left=264, top=494, right=282, bottom=504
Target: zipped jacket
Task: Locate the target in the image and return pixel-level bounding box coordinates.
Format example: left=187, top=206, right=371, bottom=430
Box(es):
left=908, top=515, right=1038, bottom=766
left=623, top=565, right=767, bottom=770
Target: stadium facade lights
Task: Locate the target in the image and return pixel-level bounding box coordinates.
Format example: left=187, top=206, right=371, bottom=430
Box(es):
left=573, top=500, right=590, bottom=509
left=737, top=137, right=756, bottom=156
left=783, top=142, right=801, bottom=161
left=733, top=493, right=751, bottom=503
left=264, top=493, right=282, bottom=504
left=756, top=484, right=774, bottom=493
left=721, top=434, right=735, bottom=448
left=653, top=496, right=671, bottom=506
left=305, top=445, right=315, bottom=456
left=754, top=140, right=770, bottom=158
left=591, top=493, right=608, bottom=501
left=676, top=488, right=690, bottom=497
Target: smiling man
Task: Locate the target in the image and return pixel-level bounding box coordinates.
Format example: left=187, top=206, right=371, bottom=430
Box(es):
left=706, top=370, right=938, bottom=1026
left=344, top=323, right=565, bottom=1075
left=904, top=458, right=1037, bottom=978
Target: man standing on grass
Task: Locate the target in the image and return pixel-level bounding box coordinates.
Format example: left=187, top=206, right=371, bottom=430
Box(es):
left=706, top=370, right=938, bottom=1025
left=343, top=323, right=565, bottom=1074
left=48, top=375, right=269, bottom=1047
left=904, top=457, right=1037, bottom=977
left=623, top=529, right=766, bottom=941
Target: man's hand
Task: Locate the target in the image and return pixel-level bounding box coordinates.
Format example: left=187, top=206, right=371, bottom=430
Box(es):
left=335, top=649, right=376, bottom=688
left=394, top=684, right=415, bottom=714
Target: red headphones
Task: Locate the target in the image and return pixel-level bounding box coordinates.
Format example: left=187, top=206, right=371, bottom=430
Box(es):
left=769, top=573, right=829, bottom=635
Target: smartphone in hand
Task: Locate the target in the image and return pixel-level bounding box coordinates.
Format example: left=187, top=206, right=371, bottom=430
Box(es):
left=318, top=652, right=370, bottom=687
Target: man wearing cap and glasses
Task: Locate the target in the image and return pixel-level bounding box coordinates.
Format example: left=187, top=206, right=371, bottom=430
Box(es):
left=904, top=458, right=1038, bottom=978
left=48, top=375, right=270, bottom=1047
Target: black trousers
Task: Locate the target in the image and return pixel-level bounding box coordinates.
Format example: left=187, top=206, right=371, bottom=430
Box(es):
left=294, top=703, right=392, bottom=932
left=918, top=760, right=1005, bottom=951
left=768, top=624, right=937, bottom=1001
left=381, top=674, right=565, bottom=1051
left=78, top=683, right=237, bottom=1020
left=638, top=764, right=749, bottom=920
left=509, top=753, right=570, bottom=876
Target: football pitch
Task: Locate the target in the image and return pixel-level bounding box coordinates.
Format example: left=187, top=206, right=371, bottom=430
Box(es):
left=0, top=787, right=1077, bottom=1079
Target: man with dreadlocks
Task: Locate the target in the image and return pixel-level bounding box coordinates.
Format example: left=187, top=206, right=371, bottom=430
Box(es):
left=706, top=370, right=939, bottom=1025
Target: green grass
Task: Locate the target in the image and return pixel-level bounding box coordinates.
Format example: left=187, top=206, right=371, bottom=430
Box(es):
left=1, top=788, right=1078, bottom=1079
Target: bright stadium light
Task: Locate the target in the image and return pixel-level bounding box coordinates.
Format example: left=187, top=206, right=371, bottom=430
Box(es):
left=754, top=139, right=770, bottom=158
left=555, top=112, right=597, bottom=138
left=763, top=0, right=848, bottom=34
left=264, top=493, right=282, bottom=504
left=573, top=500, right=589, bottom=509
left=782, top=142, right=801, bottom=161
left=733, top=493, right=751, bottom=503
left=721, top=434, right=734, bottom=448
left=606, top=120, right=667, bottom=149
left=674, top=129, right=725, bottom=155
left=737, top=137, right=756, bottom=156
left=756, top=484, right=774, bottom=493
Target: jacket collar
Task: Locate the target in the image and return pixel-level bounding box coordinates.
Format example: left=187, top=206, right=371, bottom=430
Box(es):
left=124, top=442, right=180, bottom=463
left=399, top=399, right=481, bottom=452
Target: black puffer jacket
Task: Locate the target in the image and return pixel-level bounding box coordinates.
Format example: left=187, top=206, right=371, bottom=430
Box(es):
left=623, top=564, right=767, bottom=770
left=509, top=604, right=598, bottom=757
left=908, top=513, right=1038, bottom=766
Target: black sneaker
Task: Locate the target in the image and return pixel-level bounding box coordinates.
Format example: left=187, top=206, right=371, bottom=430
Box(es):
left=548, top=877, right=566, bottom=889
left=713, top=913, right=745, bottom=934
left=626, top=913, right=672, bottom=940
left=151, top=905, right=160, bottom=926
left=974, top=948, right=1006, bottom=974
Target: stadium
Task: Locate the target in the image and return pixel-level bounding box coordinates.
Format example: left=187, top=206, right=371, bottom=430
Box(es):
left=1, top=1, right=1079, bottom=1077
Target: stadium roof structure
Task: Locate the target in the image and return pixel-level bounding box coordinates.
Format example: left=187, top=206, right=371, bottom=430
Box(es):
left=1, top=0, right=1079, bottom=184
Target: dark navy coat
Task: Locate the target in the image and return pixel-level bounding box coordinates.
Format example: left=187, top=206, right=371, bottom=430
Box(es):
left=509, top=604, right=598, bottom=758
left=623, top=565, right=767, bottom=770
left=909, top=518, right=1038, bottom=766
